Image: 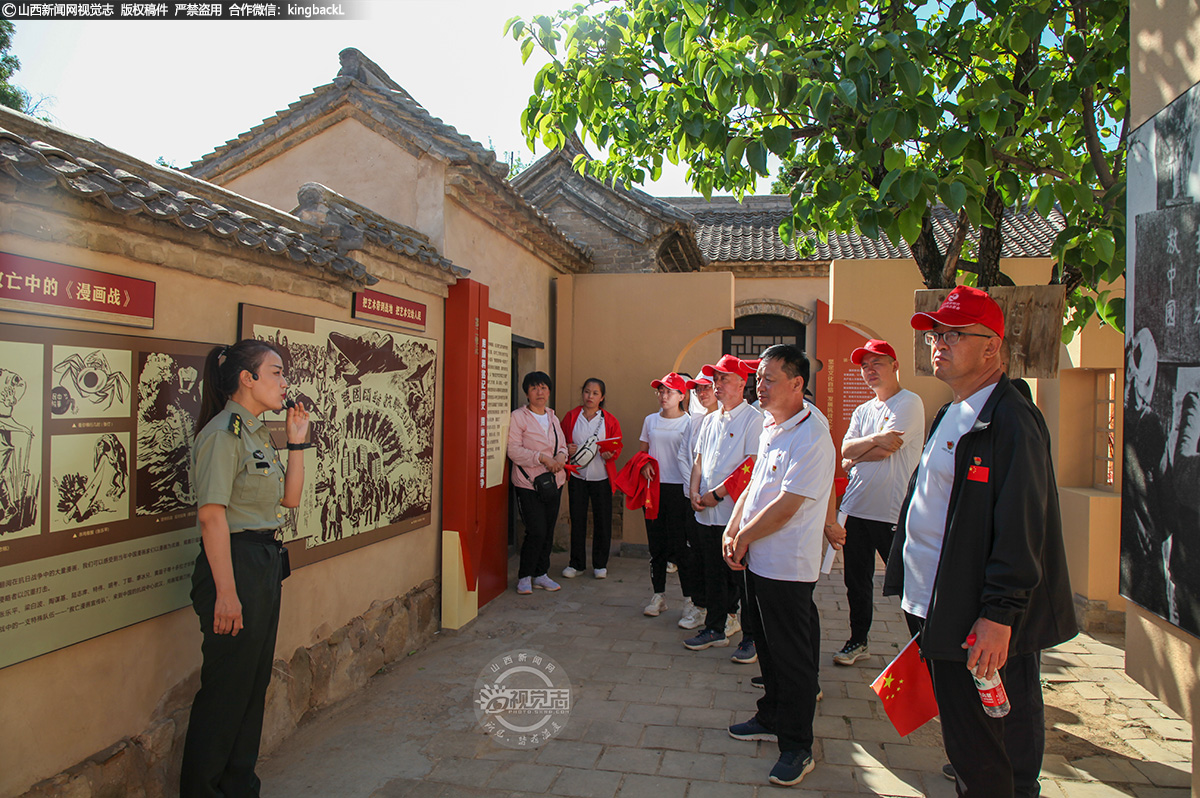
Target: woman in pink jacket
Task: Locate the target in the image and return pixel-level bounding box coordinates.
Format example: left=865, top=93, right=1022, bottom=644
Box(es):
left=507, top=371, right=569, bottom=595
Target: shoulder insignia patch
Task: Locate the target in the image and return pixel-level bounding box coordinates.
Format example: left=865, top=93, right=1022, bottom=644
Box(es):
left=226, top=414, right=242, bottom=436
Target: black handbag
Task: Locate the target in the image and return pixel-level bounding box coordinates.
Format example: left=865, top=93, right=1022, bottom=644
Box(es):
left=517, top=417, right=562, bottom=503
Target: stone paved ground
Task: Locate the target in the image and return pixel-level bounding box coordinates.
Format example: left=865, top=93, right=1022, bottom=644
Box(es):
left=259, top=553, right=1193, bottom=797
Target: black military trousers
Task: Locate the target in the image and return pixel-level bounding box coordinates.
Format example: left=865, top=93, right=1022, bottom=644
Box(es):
left=181, top=534, right=283, bottom=798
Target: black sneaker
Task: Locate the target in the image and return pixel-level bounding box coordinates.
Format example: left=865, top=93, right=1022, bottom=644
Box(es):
left=943, top=763, right=957, bottom=782
left=833, top=639, right=870, bottom=666
left=728, top=716, right=777, bottom=741
left=769, top=750, right=815, bottom=786
left=731, top=638, right=757, bottom=664
left=683, top=628, right=729, bottom=650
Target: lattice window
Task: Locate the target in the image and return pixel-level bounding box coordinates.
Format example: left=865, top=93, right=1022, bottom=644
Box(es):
left=1094, top=370, right=1117, bottom=489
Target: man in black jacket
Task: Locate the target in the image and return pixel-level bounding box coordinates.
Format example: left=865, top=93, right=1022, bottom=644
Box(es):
left=883, top=286, right=1077, bottom=798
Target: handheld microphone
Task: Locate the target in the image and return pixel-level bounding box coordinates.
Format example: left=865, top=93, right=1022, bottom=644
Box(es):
left=285, top=399, right=296, bottom=410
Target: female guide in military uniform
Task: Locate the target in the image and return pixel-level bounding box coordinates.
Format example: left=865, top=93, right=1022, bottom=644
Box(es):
left=180, top=339, right=310, bottom=798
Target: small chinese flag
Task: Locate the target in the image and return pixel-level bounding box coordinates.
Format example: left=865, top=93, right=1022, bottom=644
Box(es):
left=563, top=463, right=581, bottom=476
left=596, top=437, right=622, bottom=456
left=871, top=635, right=939, bottom=736
left=722, top=457, right=755, bottom=502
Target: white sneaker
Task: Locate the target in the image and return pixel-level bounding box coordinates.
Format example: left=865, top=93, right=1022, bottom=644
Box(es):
left=677, top=598, right=704, bottom=629
left=644, top=593, right=667, bottom=616
left=516, top=577, right=532, bottom=595
left=533, top=574, right=561, bottom=591
left=593, top=568, right=607, bottom=579
left=562, top=566, right=579, bottom=578
left=666, top=562, right=678, bottom=574
left=725, top=613, right=742, bottom=637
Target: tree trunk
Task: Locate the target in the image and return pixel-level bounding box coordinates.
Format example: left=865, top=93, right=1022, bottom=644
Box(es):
left=911, top=215, right=950, bottom=288
left=977, top=184, right=1005, bottom=288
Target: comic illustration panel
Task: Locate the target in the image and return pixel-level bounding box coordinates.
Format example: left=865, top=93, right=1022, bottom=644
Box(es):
left=241, top=305, right=437, bottom=567
left=49, top=346, right=133, bottom=420
left=49, top=431, right=132, bottom=533
left=0, top=340, right=43, bottom=540
left=136, top=351, right=203, bottom=516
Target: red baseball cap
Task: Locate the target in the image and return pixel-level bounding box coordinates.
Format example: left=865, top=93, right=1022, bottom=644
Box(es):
left=651, top=372, right=688, bottom=392
left=742, top=358, right=761, bottom=372
left=684, top=376, right=713, bottom=390
left=700, top=354, right=753, bottom=379
left=910, top=285, right=1005, bottom=338
left=851, top=339, right=898, bottom=365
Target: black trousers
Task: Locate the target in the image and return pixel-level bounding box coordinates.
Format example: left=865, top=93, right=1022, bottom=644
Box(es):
left=567, top=477, right=612, bottom=570
left=745, top=570, right=820, bottom=753
left=646, top=484, right=699, bottom=595
left=181, top=535, right=283, bottom=798
left=684, top=512, right=706, bottom=608
left=906, top=613, right=1045, bottom=798
left=516, top=486, right=562, bottom=578
left=842, top=515, right=894, bottom=644
left=697, top=522, right=735, bottom=630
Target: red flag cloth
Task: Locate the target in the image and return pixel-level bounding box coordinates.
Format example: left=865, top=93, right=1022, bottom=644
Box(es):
left=563, top=463, right=581, bottom=477
left=871, top=635, right=939, bottom=736
left=721, top=456, right=756, bottom=502
left=834, top=476, right=849, bottom=497
left=596, top=437, right=622, bottom=456
left=613, top=452, right=661, bottom=520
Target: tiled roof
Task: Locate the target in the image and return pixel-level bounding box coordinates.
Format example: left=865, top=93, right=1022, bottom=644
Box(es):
left=189, top=49, right=591, bottom=273
left=664, top=196, right=1066, bottom=264
left=0, top=110, right=464, bottom=286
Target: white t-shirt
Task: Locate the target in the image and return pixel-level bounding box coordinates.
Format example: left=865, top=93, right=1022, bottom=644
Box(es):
left=572, top=410, right=609, bottom=482
left=639, top=412, right=692, bottom=485
left=841, top=389, right=926, bottom=524
left=902, top=383, right=997, bottom=618
left=533, top=410, right=552, bottom=433
left=743, top=407, right=836, bottom=582
left=677, top=411, right=714, bottom=496
left=694, top=401, right=764, bottom=526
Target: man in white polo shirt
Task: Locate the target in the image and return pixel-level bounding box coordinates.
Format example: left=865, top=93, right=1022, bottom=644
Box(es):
left=686, top=354, right=762, bottom=651
left=723, top=344, right=835, bottom=787
left=832, top=339, right=924, bottom=666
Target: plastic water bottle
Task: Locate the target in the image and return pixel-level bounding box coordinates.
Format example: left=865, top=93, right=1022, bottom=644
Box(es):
left=966, top=634, right=1011, bottom=718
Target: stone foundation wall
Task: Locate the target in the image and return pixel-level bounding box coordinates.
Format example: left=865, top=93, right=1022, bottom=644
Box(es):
left=1075, top=592, right=1126, bottom=635
left=18, top=578, right=441, bottom=798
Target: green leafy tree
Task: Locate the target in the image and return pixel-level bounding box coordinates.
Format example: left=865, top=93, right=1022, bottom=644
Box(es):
left=0, top=22, right=30, bottom=113
left=508, top=0, right=1128, bottom=337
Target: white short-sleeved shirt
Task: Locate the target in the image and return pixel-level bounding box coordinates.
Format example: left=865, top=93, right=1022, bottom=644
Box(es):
left=677, top=411, right=713, bottom=496
left=743, top=406, right=836, bottom=582
left=572, top=411, right=609, bottom=482
left=695, top=401, right=764, bottom=526
left=902, top=383, right=997, bottom=618
left=840, top=389, right=926, bottom=524
left=639, top=412, right=692, bottom=485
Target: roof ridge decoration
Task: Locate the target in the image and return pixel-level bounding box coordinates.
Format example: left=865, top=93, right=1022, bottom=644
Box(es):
left=0, top=122, right=383, bottom=285
left=337, top=48, right=415, bottom=103
left=295, top=182, right=467, bottom=278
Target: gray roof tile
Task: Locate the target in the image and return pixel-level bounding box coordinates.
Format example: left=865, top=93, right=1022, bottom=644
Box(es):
left=664, top=196, right=1065, bottom=263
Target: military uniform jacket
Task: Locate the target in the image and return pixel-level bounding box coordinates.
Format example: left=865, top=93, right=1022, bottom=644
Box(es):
left=193, top=399, right=286, bottom=533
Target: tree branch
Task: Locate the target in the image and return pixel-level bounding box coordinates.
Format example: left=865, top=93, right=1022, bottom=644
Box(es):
left=942, top=208, right=971, bottom=285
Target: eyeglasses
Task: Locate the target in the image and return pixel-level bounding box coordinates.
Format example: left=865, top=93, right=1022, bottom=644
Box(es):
left=923, top=330, right=996, bottom=346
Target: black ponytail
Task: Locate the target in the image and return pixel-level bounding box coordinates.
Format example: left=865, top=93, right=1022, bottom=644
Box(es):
left=195, top=339, right=282, bottom=435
